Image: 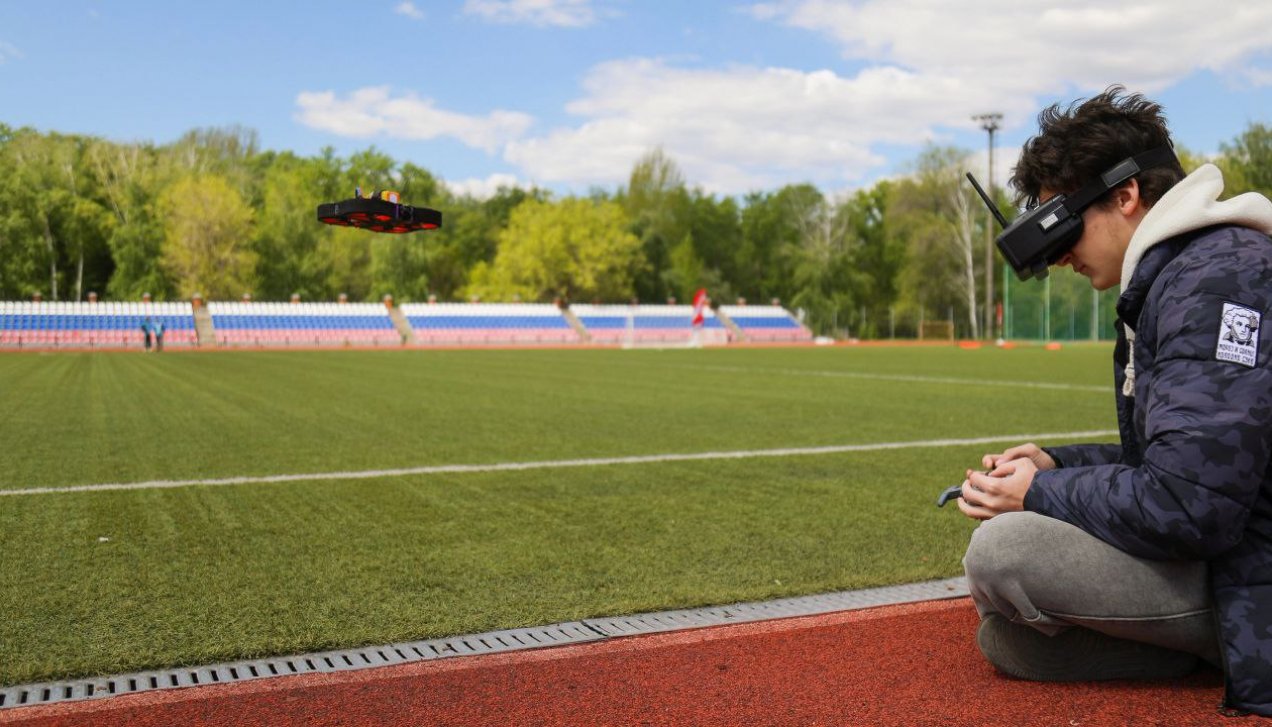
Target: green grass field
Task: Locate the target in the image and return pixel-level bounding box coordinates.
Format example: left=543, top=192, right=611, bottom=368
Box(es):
left=0, top=345, right=1117, bottom=685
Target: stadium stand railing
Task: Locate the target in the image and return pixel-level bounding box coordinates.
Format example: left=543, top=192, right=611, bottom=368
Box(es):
left=717, top=305, right=814, bottom=343
left=401, top=303, right=581, bottom=345
left=570, top=304, right=730, bottom=345
left=0, top=300, right=197, bottom=349
left=208, top=302, right=401, bottom=347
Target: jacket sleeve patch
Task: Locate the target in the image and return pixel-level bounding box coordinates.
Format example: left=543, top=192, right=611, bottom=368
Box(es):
left=1216, top=302, right=1261, bottom=367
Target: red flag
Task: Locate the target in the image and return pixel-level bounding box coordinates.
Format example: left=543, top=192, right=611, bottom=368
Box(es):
left=691, top=288, right=707, bottom=327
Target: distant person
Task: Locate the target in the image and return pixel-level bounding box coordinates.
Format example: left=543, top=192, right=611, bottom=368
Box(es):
left=140, top=317, right=153, bottom=351
left=152, top=319, right=166, bottom=352
left=954, top=87, right=1272, bottom=717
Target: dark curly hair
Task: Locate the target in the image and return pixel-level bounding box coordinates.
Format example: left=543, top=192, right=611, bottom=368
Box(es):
left=1010, top=85, right=1185, bottom=209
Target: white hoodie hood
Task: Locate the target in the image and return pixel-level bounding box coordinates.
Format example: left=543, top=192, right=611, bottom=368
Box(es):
left=1118, top=164, right=1272, bottom=396
left=1121, top=164, right=1272, bottom=287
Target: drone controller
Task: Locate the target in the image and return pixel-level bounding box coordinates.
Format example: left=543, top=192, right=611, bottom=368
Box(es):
left=936, top=483, right=964, bottom=507
left=936, top=471, right=994, bottom=508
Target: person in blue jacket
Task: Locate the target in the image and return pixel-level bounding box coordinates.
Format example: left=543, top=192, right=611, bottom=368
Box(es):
left=958, top=86, right=1272, bottom=716
left=140, top=317, right=153, bottom=351
left=152, top=318, right=166, bottom=352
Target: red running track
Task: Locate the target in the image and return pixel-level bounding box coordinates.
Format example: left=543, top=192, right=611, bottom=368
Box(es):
left=0, top=598, right=1235, bottom=726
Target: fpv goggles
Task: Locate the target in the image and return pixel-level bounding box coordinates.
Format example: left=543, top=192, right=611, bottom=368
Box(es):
left=967, top=145, right=1177, bottom=281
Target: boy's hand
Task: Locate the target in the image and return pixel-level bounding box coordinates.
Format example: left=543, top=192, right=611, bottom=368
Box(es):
left=981, top=443, right=1056, bottom=473
left=957, top=458, right=1038, bottom=521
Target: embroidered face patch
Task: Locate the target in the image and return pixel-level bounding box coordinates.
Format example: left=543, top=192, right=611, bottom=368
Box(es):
left=1216, top=302, right=1260, bottom=367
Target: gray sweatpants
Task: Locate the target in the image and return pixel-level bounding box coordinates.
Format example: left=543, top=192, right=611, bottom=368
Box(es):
left=962, top=511, right=1220, bottom=666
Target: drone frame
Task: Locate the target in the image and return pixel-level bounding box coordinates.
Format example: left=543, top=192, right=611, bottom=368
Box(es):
left=317, top=191, right=442, bottom=234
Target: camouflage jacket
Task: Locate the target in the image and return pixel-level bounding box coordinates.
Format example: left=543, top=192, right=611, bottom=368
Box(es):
left=1026, top=221, right=1272, bottom=715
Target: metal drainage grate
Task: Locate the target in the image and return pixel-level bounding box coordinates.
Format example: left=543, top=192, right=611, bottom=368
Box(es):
left=0, top=577, right=966, bottom=711
left=0, top=622, right=606, bottom=711
left=583, top=577, right=967, bottom=636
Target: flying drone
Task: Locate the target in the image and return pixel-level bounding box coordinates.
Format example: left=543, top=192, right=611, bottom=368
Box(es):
left=317, top=188, right=442, bottom=234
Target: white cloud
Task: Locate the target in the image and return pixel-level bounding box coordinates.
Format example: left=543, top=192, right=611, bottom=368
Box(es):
left=1245, top=66, right=1272, bottom=88
left=503, top=2, right=1272, bottom=194
left=463, top=0, right=595, bottom=27
left=747, top=3, right=784, bottom=22
left=750, top=0, right=1272, bottom=102
left=294, top=87, right=533, bottom=153
left=0, top=41, right=23, bottom=64
left=444, top=173, right=530, bottom=200
left=394, top=1, right=425, bottom=20
left=503, top=58, right=1008, bottom=194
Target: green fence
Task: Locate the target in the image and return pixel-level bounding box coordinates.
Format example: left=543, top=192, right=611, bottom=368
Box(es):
left=1002, top=265, right=1122, bottom=341
left=821, top=266, right=1122, bottom=342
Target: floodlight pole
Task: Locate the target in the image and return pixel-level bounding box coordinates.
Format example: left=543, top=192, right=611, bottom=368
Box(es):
left=974, top=113, right=1002, bottom=339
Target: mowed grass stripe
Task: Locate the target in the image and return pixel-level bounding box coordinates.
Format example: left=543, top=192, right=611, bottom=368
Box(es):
left=2, top=429, right=1118, bottom=497
left=655, top=362, right=1108, bottom=392
left=0, top=347, right=1116, bottom=491
left=1, top=445, right=1039, bottom=685
left=589, top=344, right=1115, bottom=387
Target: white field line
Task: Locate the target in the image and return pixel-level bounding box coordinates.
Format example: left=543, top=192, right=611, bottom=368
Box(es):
left=667, top=363, right=1108, bottom=393
left=2, top=430, right=1118, bottom=498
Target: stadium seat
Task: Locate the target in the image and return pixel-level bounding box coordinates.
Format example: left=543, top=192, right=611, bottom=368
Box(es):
left=717, top=305, right=813, bottom=343
left=207, top=302, right=401, bottom=348
left=0, top=300, right=197, bottom=350
left=401, top=303, right=581, bottom=346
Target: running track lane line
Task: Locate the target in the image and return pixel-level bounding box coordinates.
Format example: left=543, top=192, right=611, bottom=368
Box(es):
left=1, top=430, right=1118, bottom=497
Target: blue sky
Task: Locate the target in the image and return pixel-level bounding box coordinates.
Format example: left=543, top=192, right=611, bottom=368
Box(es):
left=2, top=0, right=1270, bottom=198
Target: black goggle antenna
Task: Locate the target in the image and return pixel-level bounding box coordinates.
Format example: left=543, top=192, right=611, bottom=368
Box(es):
left=965, top=173, right=1008, bottom=230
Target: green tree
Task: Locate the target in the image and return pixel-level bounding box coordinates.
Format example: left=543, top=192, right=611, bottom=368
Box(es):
left=682, top=191, right=740, bottom=304
left=0, top=129, right=40, bottom=298
left=369, top=233, right=430, bottom=301
left=85, top=138, right=173, bottom=300
left=367, top=163, right=446, bottom=301
left=165, top=126, right=262, bottom=220
left=1220, top=122, right=1272, bottom=197
left=344, top=147, right=396, bottom=193
left=417, top=204, right=482, bottom=300
left=621, top=148, right=690, bottom=301
left=1174, top=144, right=1207, bottom=175
left=0, top=129, right=66, bottom=299
left=397, top=162, right=442, bottom=205
left=253, top=153, right=332, bottom=300
left=778, top=184, right=864, bottom=336
left=322, top=228, right=373, bottom=301
left=366, top=184, right=546, bottom=302
left=889, top=146, right=986, bottom=338
left=0, top=130, right=115, bottom=300
left=467, top=198, right=644, bottom=302
left=839, top=182, right=903, bottom=336
left=738, top=189, right=799, bottom=304
left=48, top=136, right=115, bottom=301
left=661, top=233, right=705, bottom=302
left=159, top=174, right=257, bottom=299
